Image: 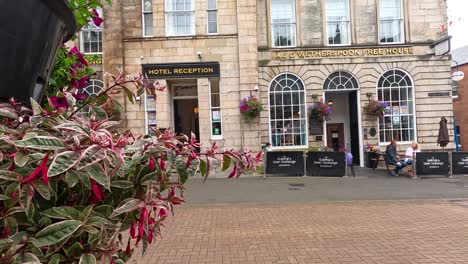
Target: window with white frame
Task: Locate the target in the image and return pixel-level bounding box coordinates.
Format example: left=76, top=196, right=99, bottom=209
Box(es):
left=325, top=0, right=351, bottom=45
left=80, top=8, right=102, bottom=54
left=379, top=0, right=404, bottom=44
left=377, top=70, right=415, bottom=143
left=207, top=0, right=218, bottom=34
left=269, top=73, right=307, bottom=147
left=209, top=80, right=222, bottom=138
left=271, top=0, right=296, bottom=48
left=166, top=0, right=195, bottom=36
left=142, top=0, right=153, bottom=37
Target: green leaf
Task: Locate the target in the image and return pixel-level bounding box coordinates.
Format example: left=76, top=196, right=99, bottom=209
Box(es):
left=81, top=225, right=99, bottom=234
left=76, top=171, right=91, bottom=190
left=199, top=159, right=207, bottom=177
left=176, top=156, right=189, bottom=184
left=34, top=220, right=83, bottom=247
left=48, top=254, right=64, bottom=264
left=80, top=205, right=94, bottom=219
left=222, top=155, right=232, bottom=172
left=30, top=98, right=42, bottom=116
left=32, top=181, right=51, bottom=200
left=14, top=253, right=40, bottom=264
left=0, top=170, right=20, bottom=181
left=122, top=87, right=135, bottom=103
left=110, top=199, right=142, bottom=219
left=139, top=171, right=159, bottom=184
left=0, top=239, right=14, bottom=247
left=79, top=253, right=96, bottom=264
left=48, top=151, right=80, bottom=177
left=86, top=163, right=109, bottom=189
left=110, top=180, right=134, bottom=189
left=19, top=185, right=32, bottom=211
left=0, top=194, right=10, bottom=201
left=93, top=205, right=113, bottom=218
left=90, top=106, right=108, bottom=121
left=0, top=108, right=18, bottom=120
left=14, top=152, right=29, bottom=167
left=42, top=207, right=81, bottom=220
left=15, top=136, right=66, bottom=151
left=78, top=145, right=106, bottom=170
left=64, top=242, right=83, bottom=258
left=6, top=206, right=25, bottom=217
left=64, top=170, right=80, bottom=188
left=0, top=124, right=17, bottom=134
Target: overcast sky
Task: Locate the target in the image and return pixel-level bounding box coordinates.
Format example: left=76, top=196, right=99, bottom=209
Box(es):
left=448, top=0, right=468, bottom=50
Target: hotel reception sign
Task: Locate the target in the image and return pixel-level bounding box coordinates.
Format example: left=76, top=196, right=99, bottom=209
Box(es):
left=142, top=62, right=220, bottom=79
left=272, top=47, right=414, bottom=59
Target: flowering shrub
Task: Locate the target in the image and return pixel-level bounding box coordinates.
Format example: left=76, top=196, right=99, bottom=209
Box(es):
left=363, top=100, right=389, bottom=116
left=0, top=71, right=261, bottom=263
left=320, top=146, right=334, bottom=152
left=309, top=100, right=332, bottom=121
left=239, top=95, right=263, bottom=121
left=0, top=1, right=262, bottom=263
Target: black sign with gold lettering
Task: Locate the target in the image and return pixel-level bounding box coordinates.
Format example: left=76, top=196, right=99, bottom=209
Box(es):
left=142, top=62, right=220, bottom=79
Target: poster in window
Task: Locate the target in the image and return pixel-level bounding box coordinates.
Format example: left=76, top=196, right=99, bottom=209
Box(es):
left=392, top=116, right=400, bottom=126
left=392, top=106, right=400, bottom=115
left=147, top=97, right=156, bottom=110
left=384, top=106, right=391, bottom=115
left=212, top=110, right=221, bottom=121
left=400, top=105, right=408, bottom=114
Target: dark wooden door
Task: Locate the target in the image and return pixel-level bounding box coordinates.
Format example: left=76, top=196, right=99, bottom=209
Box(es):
left=327, top=123, right=345, bottom=151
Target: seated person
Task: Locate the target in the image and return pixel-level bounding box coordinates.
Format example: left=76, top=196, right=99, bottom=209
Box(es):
left=404, top=142, right=420, bottom=166
left=385, top=140, right=407, bottom=176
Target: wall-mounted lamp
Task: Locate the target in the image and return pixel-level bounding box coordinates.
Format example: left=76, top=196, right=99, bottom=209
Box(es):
left=197, top=51, right=202, bottom=60
left=365, top=92, right=374, bottom=100
left=327, top=100, right=334, bottom=106
left=311, top=94, right=320, bottom=102
left=193, top=107, right=199, bottom=114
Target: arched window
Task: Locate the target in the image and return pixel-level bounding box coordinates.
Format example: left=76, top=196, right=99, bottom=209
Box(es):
left=269, top=73, right=307, bottom=147
left=377, top=69, right=415, bottom=143
left=81, top=79, right=104, bottom=97
left=323, top=71, right=359, bottom=90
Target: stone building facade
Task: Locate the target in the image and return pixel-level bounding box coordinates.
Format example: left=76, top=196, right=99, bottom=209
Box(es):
left=97, top=0, right=454, bottom=167
left=257, top=0, right=454, bottom=166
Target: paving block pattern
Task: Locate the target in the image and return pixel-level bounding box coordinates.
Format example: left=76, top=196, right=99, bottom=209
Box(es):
left=130, top=201, right=468, bottom=264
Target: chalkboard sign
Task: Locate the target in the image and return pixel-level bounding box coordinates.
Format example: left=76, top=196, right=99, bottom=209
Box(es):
left=415, top=152, right=450, bottom=177
left=306, top=152, right=346, bottom=177
left=452, top=153, right=468, bottom=175
left=309, top=119, right=323, bottom=135
left=265, top=152, right=305, bottom=176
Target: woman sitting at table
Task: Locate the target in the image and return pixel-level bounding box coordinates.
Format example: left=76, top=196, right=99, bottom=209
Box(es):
left=404, top=142, right=420, bottom=165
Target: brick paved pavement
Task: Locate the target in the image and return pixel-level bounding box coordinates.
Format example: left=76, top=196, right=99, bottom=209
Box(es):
left=131, top=200, right=468, bottom=264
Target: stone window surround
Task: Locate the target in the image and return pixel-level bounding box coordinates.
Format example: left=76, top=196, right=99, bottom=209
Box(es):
left=324, top=0, right=351, bottom=46
left=377, top=0, right=406, bottom=45
left=206, top=0, right=218, bottom=35
left=165, top=0, right=196, bottom=37
left=142, top=0, right=154, bottom=37
left=269, top=0, right=297, bottom=48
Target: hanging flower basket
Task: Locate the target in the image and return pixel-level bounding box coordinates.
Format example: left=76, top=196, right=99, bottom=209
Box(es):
left=240, top=95, right=263, bottom=121
left=363, top=100, right=389, bottom=116
left=308, top=100, right=332, bottom=121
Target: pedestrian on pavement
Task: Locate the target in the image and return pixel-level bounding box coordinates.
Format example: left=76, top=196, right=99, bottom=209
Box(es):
left=385, top=140, right=407, bottom=176
left=404, top=142, right=420, bottom=166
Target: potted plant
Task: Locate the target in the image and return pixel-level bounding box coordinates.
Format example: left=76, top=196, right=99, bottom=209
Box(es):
left=366, top=145, right=381, bottom=168
left=309, top=100, right=333, bottom=121
left=363, top=100, right=389, bottom=116
left=240, top=95, right=263, bottom=121
left=0, top=0, right=77, bottom=104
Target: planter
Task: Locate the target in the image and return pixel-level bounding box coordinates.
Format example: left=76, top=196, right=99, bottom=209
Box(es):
left=0, top=0, right=76, bottom=104
left=366, top=151, right=378, bottom=168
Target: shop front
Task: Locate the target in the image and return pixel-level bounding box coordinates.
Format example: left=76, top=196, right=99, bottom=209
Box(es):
left=259, top=45, right=454, bottom=167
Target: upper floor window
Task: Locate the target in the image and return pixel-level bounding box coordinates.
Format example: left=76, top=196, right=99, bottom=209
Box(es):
left=80, top=8, right=102, bottom=54
left=452, top=80, right=459, bottom=98
left=142, top=0, right=153, bottom=37
left=166, top=0, right=195, bottom=36
left=271, top=0, right=296, bottom=48
left=377, top=70, right=415, bottom=143
left=325, top=0, right=351, bottom=46
left=207, top=0, right=218, bottom=34
left=379, top=0, right=404, bottom=44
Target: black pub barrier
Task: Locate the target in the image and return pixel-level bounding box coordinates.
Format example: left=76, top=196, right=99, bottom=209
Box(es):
left=307, top=151, right=346, bottom=177
left=415, top=152, right=450, bottom=177
left=265, top=151, right=305, bottom=176
left=451, top=152, right=468, bottom=175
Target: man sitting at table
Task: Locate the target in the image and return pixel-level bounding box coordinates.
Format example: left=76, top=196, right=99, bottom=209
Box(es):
left=385, top=140, right=407, bottom=176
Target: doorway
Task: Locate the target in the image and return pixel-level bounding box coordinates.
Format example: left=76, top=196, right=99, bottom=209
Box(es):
left=172, top=84, right=200, bottom=140
left=324, top=90, right=362, bottom=165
